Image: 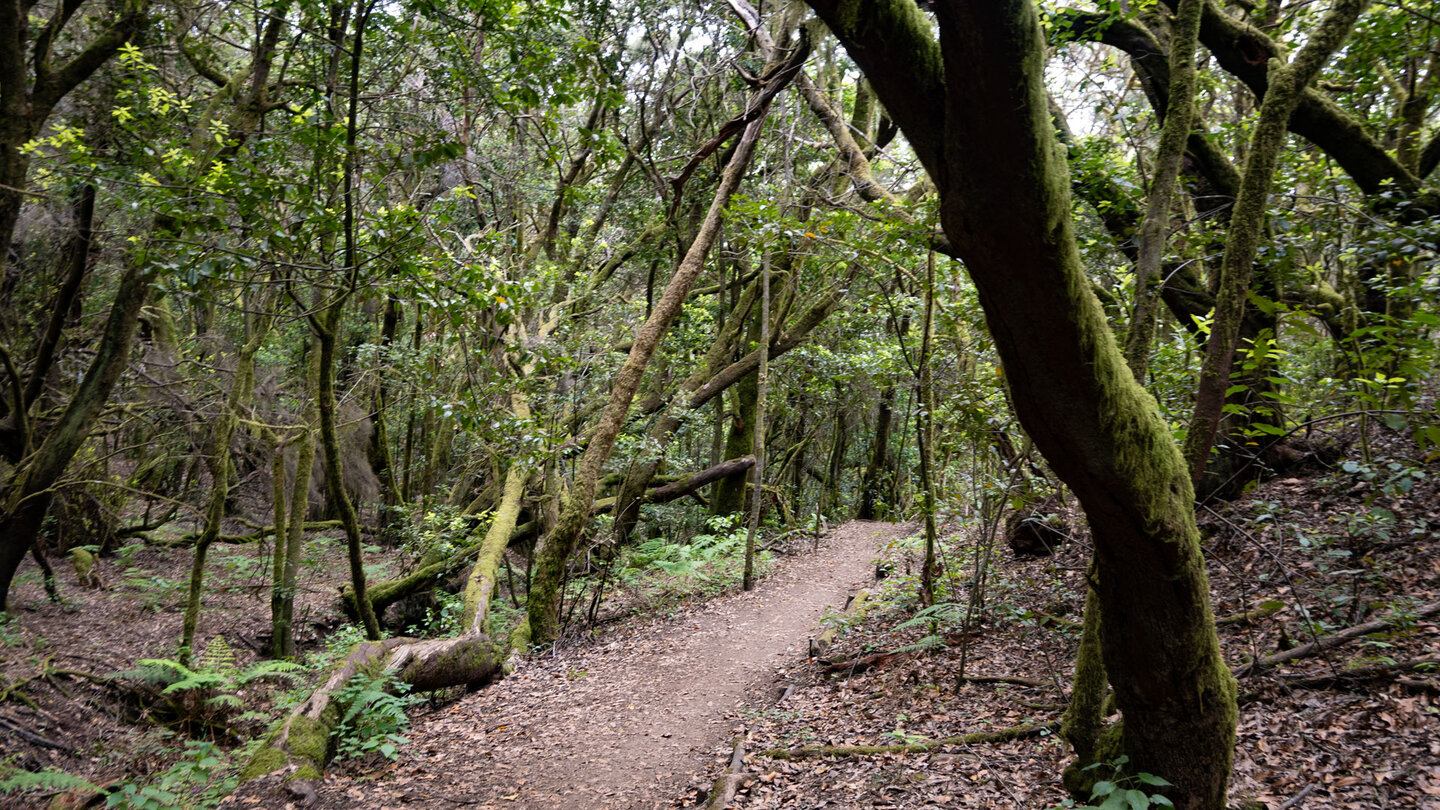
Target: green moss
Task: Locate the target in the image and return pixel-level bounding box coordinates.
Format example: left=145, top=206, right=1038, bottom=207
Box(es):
left=1062, top=722, right=1125, bottom=798
left=70, top=549, right=95, bottom=581
left=285, top=715, right=330, bottom=767
left=1061, top=577, right=1106, bottom=763
left=238, top=746, right=287, bottom=781
left=289, top=764, right=322, bottom=783
left=508, top=618, right=532, bottom=652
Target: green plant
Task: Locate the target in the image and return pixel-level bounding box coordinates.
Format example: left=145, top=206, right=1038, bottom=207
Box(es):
left=619, top=514, right=764, bottom=595
left=105, top=741, right=236, bottom=810
left=0, top=765, right=100, bottom=797
left=332, top=670, right=419, bottom=761
left=1057, top=756, right=1175, bottom=810
left=0, top=613, right=22, bottom=647
left=893, top=602, right=968, bottom=652
left=114, top=637, right=303, bottom=735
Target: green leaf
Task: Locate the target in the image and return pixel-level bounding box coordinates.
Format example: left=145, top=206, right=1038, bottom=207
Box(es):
left=1124, top=789, right=1149, bottom=810
left=1098, top=793, right=1129, bottom=810
left=1090, top=780, right=1117, bottom=798
left=1136, top=773, right=1173, bottom=787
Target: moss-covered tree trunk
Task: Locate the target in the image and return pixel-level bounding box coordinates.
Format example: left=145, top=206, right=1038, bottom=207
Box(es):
left=179, top=298, right=274, bottom=662
left=1121, top=0, right=1202, bottom=383
left=1183, top=0, right=1369, bottom=484
left=0, top=261, right=149, bottom=609
left=272, top=352, right=318, bottom=659
left=857, top=385, right=894, bottom=520
left=805, top=1, right=1243, bottom=806
left=741, top=254, right=771, bottom=591
left=521, top=40, right=807, bottom=647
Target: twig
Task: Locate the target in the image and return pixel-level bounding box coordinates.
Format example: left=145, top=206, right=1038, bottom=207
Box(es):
left=1238, top=601, right=1440, bottom=676
left=1278, top=783, right=1316, bottom=809
left=0, top=716, right=75, bottom=754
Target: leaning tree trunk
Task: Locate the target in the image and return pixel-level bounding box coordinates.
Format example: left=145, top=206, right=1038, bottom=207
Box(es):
left=520, top=40, right=808, bottom=647
left=802, top=1, right=1254, bottom=806
left=0, top=261, right=149, bottom=609
left=1183, top=0, right=1369, bottom=485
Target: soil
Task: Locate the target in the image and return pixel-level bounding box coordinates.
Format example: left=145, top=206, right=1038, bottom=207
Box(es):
left=309, top=520, right=911, bottom=810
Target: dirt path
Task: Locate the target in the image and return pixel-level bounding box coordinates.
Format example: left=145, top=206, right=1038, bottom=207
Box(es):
left=313, top=521, right=910, bottom=810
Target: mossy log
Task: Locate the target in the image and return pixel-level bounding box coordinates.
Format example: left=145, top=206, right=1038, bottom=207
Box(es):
left=1215, top=601, right=1283, bottom=626
left=705, top=737, right=747, bottom=809
left=148, top=520, right=343, bottom=548
left=345, top=456, right=757, bottom=621
left=234, top=632, right=507, bottom=802
left=755, top=720, right=1058, bottom=760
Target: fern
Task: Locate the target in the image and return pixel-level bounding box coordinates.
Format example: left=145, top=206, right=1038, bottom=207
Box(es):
left=112, top=646, right=302, bottom=735
left=893, top=634, right=950, bottom=654
left=0, top=767, right=100, bottom=795
left=332, top=671, right=418, bottom=761
left=895, top=602, right=968, bottom=632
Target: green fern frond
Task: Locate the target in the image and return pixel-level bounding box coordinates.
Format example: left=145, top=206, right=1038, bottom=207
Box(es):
left=0, top=767, right=100, bottom=795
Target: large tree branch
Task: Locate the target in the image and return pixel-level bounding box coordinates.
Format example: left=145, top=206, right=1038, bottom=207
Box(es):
left=1061, top=5, right=1416, bottom=196
left=33, top=2, right=149, bottom=112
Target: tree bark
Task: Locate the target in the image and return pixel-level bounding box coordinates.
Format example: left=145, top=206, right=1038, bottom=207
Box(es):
left=180, top=297, right=274, bottom=663
left=742, top=254, right=771, bottom=591
left=806, top=1, right=1238, bottom=805
left=1122, top=0, right=1203, bottom=382
left=0, top=261, right=149, bottom=609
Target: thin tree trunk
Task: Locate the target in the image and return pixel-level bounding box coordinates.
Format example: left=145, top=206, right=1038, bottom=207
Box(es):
left=273, top=352, right=319, bottom=659
left=916, top=249, right=938, bottom=607
left=1183, top=0, right=1369, bottom=484
left=742, top=254, right=771, bottom=591
left=180, top=298, right=274, bottom=662
left=1122, top=0, right=1202, bottom=383
left=520, top=37, right=807, bottom=647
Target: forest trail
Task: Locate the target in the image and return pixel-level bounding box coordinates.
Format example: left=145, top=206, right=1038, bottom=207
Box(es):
left=313, top=521, right=911, bottom=810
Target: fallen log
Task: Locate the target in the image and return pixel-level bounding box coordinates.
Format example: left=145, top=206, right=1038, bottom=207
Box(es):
left=234, top=632, right=508, bottom=803
left=755, top=720, right=1058, bottom=760
left=821, top=648, right=910, bottom=675
left=345, top=457, right=758, bottom=621
left=1237, top=600, right=1440, bottom=677
left=705, top=737, right=747, bottom=809
left=147, top=520, right=344, bottom=548
left=1279, top=657, right=1440, bottom=690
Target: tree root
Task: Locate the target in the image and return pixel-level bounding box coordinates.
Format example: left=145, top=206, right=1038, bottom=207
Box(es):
left=705, top=736, right=747, bottom=809
left=754, top=720, right=1058, bottom=760
left=1278, top=657, right=1439, bottom=690
left=1216, top=601, right=1283, bottom=626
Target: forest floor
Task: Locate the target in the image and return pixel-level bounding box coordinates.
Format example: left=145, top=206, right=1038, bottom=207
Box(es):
left=308, top=520, right=909, bottom=810
left=1, top=425, right=1438, bottom=810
